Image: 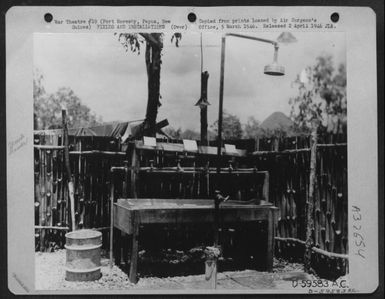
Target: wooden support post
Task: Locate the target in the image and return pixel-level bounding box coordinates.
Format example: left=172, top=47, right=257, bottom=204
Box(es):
left=200, top=107, right=208, bottom=146
left=62, top=110, right=76, bottom=232
left=197, top=71, right=210, bottom=146
left=266, top=209, right=275, bottom=271
left=109, top=177, right=115, bottom=269
left=262, top=171, right=270, bottom=202
left=129, top=211, right=140, bottom=283
left=122, top=234, right=129, bottom=266
left=304, top=125, right=318, bottom=272
left=122, top=160, right=129, bottom=197
left=130, top=148, right=138, bottom=198
left=114, top=228, right=122, bottom=266
left=213, top=191, right=222, bottom=246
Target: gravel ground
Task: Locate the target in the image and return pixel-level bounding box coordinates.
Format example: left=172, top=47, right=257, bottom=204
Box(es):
left=36, top=250, right=135, bottom=290
left=35, top=250, right=319, bottom=291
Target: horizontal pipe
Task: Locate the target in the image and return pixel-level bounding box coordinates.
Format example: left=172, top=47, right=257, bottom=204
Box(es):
left=140, top=170, right=256, bottom=174
left=35, top=225, right=70, bottom=230
left=34, top=226, right=110, bottom=231
left=252, top=143, right=347, bottom=156
left=109, top=166, right=267, bottom=174
left=317, top=143, right=347, bottom=148
left=311, top=247, right=348, bottom=260
left=111, top=166, right=127, bottom=173
left=138, top=167, right=268, bottom=174
left=34, top=145, right=65, bottom=150
left=275, top=237, right=348, bottom=260
left=275, top=236, right=306, bottom=244
left=139, top=167, right=266, bottom=172
left=69, top=150, right=126, bottom=156
left=252, top=148, right=310, bottom=155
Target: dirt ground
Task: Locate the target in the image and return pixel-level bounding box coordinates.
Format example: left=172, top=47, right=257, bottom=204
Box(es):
left=35, top=249, right=325, bottom=291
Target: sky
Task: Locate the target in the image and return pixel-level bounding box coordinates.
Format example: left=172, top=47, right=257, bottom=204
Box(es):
left=34, top=31, right=345, bottom=131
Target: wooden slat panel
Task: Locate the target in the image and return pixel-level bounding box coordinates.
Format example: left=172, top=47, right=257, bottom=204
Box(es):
left=114, top=199, right=276, bottom=229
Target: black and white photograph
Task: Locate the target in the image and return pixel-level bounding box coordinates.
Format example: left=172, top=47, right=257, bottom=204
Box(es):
left=5, top=6, right=379, bottom=295
left=32, top=30, right=348, bottom=291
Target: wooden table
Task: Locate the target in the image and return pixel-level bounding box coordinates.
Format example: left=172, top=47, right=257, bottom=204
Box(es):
left=113, top=198, right=278, bottom=283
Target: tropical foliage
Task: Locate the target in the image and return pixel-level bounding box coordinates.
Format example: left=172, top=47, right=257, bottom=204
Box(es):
left=33, top=70, right=102, bottom=130
left=289, top=54, right=347, bottom=134
left=211, top=111, right=243, bottom=140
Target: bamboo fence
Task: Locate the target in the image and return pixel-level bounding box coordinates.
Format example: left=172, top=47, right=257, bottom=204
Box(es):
left=34, top=131, right=347, bottom=276
left=257, top=143, right=348, bottom=277
left=34, top=131, right=126, bottom=251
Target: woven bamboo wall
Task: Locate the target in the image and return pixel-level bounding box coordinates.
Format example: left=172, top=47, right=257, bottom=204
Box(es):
left=34, top=132, right=126, bottom=251
left=257, top=145, right=348, bottom=253
left=34, top=131, right=347, bottom=266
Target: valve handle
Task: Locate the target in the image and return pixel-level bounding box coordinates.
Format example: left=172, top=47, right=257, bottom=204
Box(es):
left=214, top=190, right=230, bottom=203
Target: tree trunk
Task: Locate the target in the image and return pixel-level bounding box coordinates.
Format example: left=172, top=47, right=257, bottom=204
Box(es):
left=304, top=125, right=318, bottom=272
left=144, top=34, right=163, bottom=137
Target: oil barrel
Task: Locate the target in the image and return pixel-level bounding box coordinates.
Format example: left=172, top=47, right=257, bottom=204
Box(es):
left=65, top=229, right=102, bottom=281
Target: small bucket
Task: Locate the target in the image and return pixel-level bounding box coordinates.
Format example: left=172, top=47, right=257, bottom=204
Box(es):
left=65, top=229, right=102, bottom=281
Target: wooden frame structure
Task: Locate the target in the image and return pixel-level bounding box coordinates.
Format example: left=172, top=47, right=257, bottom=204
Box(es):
left=111, top=141, right=275, bottom=283
left=113, top=198, right=278, bottom=283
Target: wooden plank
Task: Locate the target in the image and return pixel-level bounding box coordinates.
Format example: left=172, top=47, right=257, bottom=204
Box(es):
left=134, top=140, right=247, bottom=157
left=266, top=209, right=275, bottom=271
left=113, top=204, right=133, bottom=235
left=262, top=171, right=270, bottom=202
left=160, top=143, right=184, bottom=152
left=116, top=197, right=274, bottom=208
left=114, top=201, right=275, bottom=226
left=129, top=211, right=140, bottom=283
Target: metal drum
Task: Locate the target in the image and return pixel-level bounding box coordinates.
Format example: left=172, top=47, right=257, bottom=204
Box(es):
left=65, top=229, right=102, bottom=281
